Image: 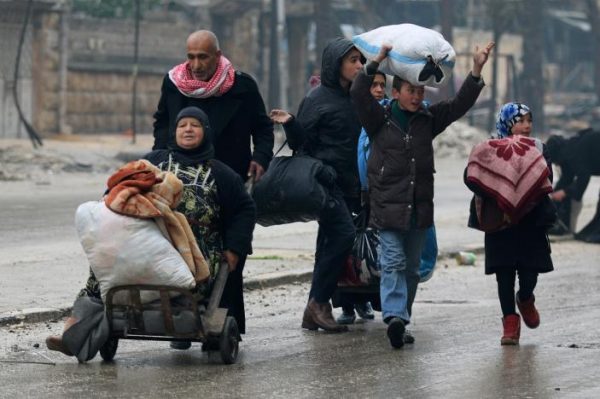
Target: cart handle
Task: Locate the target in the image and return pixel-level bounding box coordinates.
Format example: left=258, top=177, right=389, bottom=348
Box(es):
left=205, top=261, right=230, bottom=315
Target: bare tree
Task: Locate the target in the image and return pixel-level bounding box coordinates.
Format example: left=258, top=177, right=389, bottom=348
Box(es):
left=586, top=0, right=600, bottom=105
left=440, top=0, right=456, bottom=97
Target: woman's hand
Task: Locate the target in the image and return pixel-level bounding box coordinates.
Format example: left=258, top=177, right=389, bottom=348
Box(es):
left=223, top=250, right=239, bottom=272
left=472, top=41, right=495, bottom=78
left=269, top=109, right=293, bottom=124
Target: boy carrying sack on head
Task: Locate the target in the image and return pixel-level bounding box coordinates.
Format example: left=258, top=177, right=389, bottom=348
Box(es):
left=350, top=41, right=494, bottom=349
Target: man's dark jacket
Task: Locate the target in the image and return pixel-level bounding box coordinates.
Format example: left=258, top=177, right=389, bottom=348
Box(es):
left=153, top=70, right=274, bottom=181
left=548, top=129, right=600, bottom=201
left=282, top=38, right=363, bottom=199
left=350, top=62, right=484, bottom=230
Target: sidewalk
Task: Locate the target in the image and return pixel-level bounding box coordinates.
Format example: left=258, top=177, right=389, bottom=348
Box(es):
left=1, top=137, right=598, bottom=326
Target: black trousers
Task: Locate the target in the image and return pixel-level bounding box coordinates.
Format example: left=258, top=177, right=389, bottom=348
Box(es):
left=309, top=188, right=357, bottom=304
left=495, top=269, right=538, bottom=317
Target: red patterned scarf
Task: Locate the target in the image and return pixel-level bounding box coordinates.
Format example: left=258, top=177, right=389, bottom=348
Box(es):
left=168, top=56, right=235, bottom=98
left=466, top=136, right=552, bottom=222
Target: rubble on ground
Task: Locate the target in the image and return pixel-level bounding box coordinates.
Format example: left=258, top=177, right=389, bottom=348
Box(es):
left=433, top=121, right=489, bottom=159
left=0, top=136, right=152, bottom=181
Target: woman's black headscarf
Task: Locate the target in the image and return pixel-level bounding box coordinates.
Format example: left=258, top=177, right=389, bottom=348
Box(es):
left=145, top=106, right=215, bottom=167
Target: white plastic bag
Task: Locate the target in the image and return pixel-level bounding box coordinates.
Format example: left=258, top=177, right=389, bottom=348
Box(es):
left=75, top=201, right=195, bottom=304
left=353, top=24, right=456, bottom=87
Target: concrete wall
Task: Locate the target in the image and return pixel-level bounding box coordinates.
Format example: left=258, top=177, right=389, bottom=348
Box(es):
left=31, top=10, right=264, bottom=135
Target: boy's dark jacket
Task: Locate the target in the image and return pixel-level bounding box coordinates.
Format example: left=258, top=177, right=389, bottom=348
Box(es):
left=350, top=62, right=484, bottom=230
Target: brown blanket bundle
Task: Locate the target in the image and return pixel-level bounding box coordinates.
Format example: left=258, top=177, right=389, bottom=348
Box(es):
left=466, top=136, right=553, bottom=223
left=104, top=160, right=210, bottom=283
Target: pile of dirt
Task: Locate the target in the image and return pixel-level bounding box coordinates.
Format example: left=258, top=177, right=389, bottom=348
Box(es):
left=0, top=135, right=153, bottom=181
left=433, top=121, right=489, bottom=159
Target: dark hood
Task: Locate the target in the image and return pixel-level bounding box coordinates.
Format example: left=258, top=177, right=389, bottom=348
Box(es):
left=320, top=37, right=364, bottom=90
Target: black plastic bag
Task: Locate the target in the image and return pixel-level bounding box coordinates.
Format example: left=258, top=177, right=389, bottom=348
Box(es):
left=252, top=155, right=336, bottom=226
left=338, top=210, right=380, bottom=287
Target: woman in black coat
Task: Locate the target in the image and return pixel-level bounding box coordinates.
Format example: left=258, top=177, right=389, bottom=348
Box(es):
left=145, top=106, right=256, bottom=344
left=46, top=107, right=255, bottom=356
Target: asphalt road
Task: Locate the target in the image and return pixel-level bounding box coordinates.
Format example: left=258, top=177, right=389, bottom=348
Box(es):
left=1, top=240, right=599, bottom=398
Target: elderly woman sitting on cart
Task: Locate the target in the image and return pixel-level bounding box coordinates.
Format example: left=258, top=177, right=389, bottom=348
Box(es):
left=46, top=106, right=256, bottom=357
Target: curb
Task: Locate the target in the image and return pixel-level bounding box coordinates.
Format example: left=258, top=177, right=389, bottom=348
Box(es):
left=244, top=269, right=313, bottom=291
left=12, top=239, right=577, bottom=328
left=0, top=271, right=315, bottom=328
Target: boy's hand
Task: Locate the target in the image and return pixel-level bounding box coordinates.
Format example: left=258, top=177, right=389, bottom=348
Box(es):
left=373, top=44, right=393, bottom=63
left=472, top=41, right=495, bottom=78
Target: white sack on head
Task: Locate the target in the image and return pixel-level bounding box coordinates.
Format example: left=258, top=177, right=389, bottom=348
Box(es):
left=353, top=24, right=456, bottom=87
left=75, top=201, right=195, bottom=305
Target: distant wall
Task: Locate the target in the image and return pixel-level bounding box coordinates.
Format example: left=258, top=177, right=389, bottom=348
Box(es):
left=62, top=16, right=192, bottom=134
left=65, top=71, right=161, bottom=134
left=32, top=10, right=264, bottom=135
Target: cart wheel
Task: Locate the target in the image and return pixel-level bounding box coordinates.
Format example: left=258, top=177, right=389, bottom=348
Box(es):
left=99, top=338, right=119, bottom=362
left=219, top=316, right=239, bottom=365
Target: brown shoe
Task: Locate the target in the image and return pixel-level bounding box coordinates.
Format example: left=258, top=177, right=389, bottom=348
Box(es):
left=301, top=306, right=319, bottom=330
left=45, top=335, right=73, bottom=356
left=302, top=298, right=348, bottom=333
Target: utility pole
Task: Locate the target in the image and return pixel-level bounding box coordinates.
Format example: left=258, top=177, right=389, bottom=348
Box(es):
left=276, top=0, right=288, bottom=110
left=268, top=0, right=280, bottom=108
left=130, top=0, right=140, bottom=144
left=314, top=0, right=336, bottom=70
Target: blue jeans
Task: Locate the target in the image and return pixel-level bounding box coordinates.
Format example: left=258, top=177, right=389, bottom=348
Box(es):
left=379, top=228, right=427, bottom=323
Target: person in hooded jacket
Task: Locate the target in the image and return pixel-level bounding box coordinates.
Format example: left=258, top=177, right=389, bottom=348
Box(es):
left=270, top=38, right=365, bottom=333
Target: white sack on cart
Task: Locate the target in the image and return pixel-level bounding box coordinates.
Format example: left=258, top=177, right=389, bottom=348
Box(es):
left=75, top=201, right=195, bottom=304
left=353, top=24, right=456, bottom=87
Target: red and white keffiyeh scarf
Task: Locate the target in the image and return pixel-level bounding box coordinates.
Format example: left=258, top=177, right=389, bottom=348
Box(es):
left=168, top=56, right=235, bottom=98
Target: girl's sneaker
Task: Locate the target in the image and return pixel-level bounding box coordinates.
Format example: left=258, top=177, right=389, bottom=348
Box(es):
left=336, top=309, right=356, bottom=325
left=516, top=293, right=540, bottom=328
left=355, top=302, right=375, bottom=320
left=501, top=314, right=521, bottom=345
